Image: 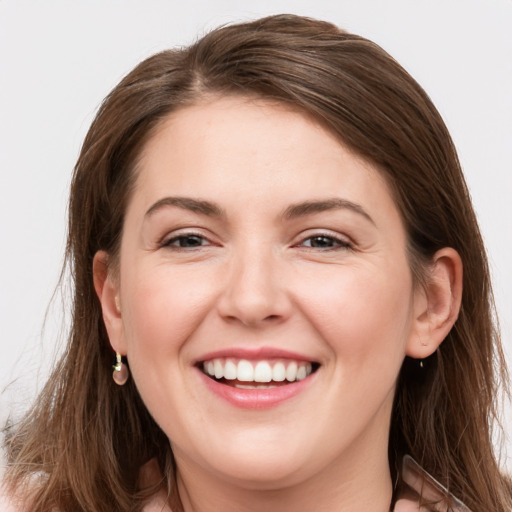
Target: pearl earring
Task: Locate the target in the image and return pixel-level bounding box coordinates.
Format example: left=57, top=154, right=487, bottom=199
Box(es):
left=112, top=353, right=129, bottom=385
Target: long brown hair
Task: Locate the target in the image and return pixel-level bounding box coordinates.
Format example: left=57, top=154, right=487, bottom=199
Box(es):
left=3, top=14, right=511, bottom=512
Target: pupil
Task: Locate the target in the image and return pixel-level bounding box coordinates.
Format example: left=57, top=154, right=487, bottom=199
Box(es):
left=311, top=236, right=332, bottom=248
left=182, top=235, right=202, bottom=247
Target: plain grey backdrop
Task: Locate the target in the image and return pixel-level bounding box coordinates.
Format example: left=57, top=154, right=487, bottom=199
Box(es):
left=1, top=0, right=511, bottom=470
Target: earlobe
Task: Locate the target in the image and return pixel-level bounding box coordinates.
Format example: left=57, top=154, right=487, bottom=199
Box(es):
left=406, top=248, right=463, bottom=359
left=92, top=251, right=126, bottom=354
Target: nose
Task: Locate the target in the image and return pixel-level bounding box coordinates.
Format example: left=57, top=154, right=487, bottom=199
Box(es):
left=216, top=244, right=292, bottom=328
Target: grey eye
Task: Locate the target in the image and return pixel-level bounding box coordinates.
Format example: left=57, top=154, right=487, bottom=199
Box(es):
left=301, top=235, right=350, bottom=249
left=166, top=235, right=207, bottom=248
left=305, top=236, right=337, bottom=248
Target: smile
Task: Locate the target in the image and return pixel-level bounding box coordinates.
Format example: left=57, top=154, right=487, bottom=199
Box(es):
left=201, top=358, right=316, bottom=389
left=195, top=349, right=320, bottom=408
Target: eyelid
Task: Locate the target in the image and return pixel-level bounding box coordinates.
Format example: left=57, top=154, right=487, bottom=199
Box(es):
left=159, top=228, right=217, bottom=249
left=164, top=235, right=208, bottom=248
left=293, top=229, right=354, bottom=250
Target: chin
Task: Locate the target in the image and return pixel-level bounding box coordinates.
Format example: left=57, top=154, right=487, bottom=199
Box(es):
left=187, top=427, right=325, bottom=489
left=210, top=454, right=312, bottom=490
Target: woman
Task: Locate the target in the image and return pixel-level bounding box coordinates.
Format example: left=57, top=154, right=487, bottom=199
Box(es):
left=1, top=14, right=511, bottom=512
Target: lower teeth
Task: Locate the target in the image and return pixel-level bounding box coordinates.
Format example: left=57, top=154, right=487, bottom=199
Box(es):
left=234, top=383, right=278, bottom=389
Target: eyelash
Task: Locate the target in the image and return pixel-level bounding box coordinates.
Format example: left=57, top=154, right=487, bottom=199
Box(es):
left=296, top=233, right=353, bottom=251
left=161, top=232, right=212, bottom=250
left=161, top=232, right=352, bottom=251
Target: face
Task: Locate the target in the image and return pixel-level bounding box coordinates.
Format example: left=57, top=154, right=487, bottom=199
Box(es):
left=105, top=96, right=423, bottom=490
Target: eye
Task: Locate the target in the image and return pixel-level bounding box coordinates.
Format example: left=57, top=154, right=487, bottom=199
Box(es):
left=299, top=234, right=351, bottom=250
left=163, top=234, right=210, bottom=249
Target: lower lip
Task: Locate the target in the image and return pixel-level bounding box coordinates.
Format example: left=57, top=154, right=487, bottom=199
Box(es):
left=197, top=369, right=316, bottom=409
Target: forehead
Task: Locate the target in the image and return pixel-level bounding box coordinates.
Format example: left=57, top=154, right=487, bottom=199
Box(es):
left=143, top=95, right=346, bottom=164
left=129, top=95, right=398, bottom=223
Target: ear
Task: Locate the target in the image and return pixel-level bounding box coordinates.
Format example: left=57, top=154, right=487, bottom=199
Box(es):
left=93, top=250, right=127, bottom=355
left=406, top=248, right=463, bottom=359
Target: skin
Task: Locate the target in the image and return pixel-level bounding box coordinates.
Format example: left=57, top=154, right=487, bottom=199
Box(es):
left=94, top=96, right=462, bottom=512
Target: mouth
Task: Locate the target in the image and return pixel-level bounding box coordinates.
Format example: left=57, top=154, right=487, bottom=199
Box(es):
left=198, top=358, right=320, bottom=389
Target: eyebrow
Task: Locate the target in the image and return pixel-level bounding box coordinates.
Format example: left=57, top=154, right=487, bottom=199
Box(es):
left=145, top=196, right=374, bottom=225
left=282, top=198, right=375, bottom=225
left=145, top=197, right=225, bottom=218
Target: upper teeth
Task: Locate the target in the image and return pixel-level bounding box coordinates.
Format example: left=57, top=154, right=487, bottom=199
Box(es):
left=202, top=358, right=313, bottom=383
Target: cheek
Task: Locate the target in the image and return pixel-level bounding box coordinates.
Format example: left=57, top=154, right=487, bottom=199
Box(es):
left=296, top=261, right=414, bottom=369
left=117, top=265, right=215, bottom=431
left=120, top=263, right=216, bottom=359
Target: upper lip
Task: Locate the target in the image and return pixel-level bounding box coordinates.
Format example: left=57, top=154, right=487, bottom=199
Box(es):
left=195, top=346, right=319, bottom=364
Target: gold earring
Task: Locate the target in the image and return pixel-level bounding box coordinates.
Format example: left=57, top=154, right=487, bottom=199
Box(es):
left=112, top=353, right=129, bottom=385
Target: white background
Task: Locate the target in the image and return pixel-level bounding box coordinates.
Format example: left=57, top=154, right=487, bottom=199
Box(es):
left=1, top=0, right=511, bottom=471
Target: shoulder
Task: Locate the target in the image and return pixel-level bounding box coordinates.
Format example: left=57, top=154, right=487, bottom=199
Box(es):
left=0, top=489, right=25, bottom=512
left=139, top=459, right=173, bottom=512
left=1, top=481, right=172, bottom=512
left=0, top=459, right=172, bottom=512
left=142, top=490, right=173, bottom=512
left=0, top=465, right=24, bottom=512
left=398, top=455, right=473, bottom=512
left=393, top=498, right=424, bottom=511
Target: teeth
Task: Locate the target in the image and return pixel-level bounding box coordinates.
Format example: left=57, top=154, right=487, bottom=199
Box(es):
left=272, top=362, right=286, bottom=382
left=202, top=358, right=314, bottom=383
left=235, top=383, right=278, bottom=389
left=237, top=360, right=254, bottom=382
left=214, top=359, right=223, bottom=379
left=254, top=361, right=272, bottom=382
left=286, top=361, right=297, bottom=382
left=224, top=360, right=237, bottom=380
